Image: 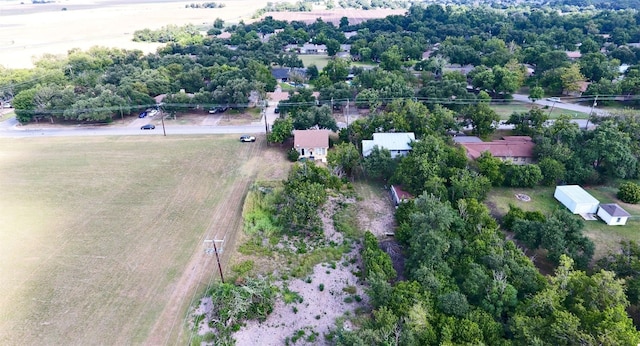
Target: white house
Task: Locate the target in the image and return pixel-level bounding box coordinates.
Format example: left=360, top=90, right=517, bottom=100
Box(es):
left=597, top=204, right=631, bottom=226
left=362, top=132, right=415, bottom=158
left=554, top=185, right=600, bottom=214
left=293, top=129, right=331, bottom=163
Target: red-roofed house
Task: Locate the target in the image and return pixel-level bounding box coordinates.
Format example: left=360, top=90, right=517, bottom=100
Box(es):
left=293, top=129, right=331, bottom=162
left=460, top=136, right=535, bottom=165
left=566, top=51, right=582, bottom=60
left=390, top=185, right=413, bottom=206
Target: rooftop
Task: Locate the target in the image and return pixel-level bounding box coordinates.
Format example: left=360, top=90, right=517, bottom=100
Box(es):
left=362, top=132, right=415, bottom=156
left=460, top=136, right=535, bottom=160
left=556, top=185, right=599, bottom=204
left=294, top=129, right=331, bottom=148
left=599, top=203, right=631, bottom=217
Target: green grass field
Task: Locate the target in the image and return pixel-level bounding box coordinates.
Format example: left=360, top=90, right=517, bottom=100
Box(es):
left=490, top=102, right=590, bottom=120
left=0, top=134, right=289, bottom=345
left=300, top=55, right=331, bottom=70
left=486, top=185, right=640, bottom=260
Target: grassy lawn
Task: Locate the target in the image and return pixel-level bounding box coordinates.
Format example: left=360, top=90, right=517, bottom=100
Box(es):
left=300, top=55, right=331, bottom=70
left=486, top=185, right=640, bottom=260
left=490, top=102, right=590, bottom=120
left=0, top=110, right=14, bottom=122
left=0, top=134, right=289, bottom=345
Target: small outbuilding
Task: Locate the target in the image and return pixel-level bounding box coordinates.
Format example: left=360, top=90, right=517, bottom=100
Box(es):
left=597, top=204, right=631, bottom=226
left=390, top=185, right=413, bottom=207
left=554, top=185, right=600, bottom=214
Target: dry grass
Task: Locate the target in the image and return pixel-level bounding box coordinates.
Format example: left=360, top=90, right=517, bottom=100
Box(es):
left=0, top=0, right=275, bottom=69
left=0, top=134, right=290, bottom=345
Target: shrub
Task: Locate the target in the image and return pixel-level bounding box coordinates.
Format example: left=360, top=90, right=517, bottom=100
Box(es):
left=287, top=148, right=300, bottom=162
left=318, top=283, right=325, bottom=291
left=618, top=182, right=640, bottom=204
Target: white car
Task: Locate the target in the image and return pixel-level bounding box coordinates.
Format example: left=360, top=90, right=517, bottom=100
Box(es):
left=240, top=135, right=256, bottom=142
left=147, top=109, right=158, bottom=117
left=546, top=97, right=561, bottom=103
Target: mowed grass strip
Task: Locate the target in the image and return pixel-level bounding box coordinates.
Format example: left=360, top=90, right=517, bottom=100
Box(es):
left=0, top=135, right=262, bottom=345
left=490, top=102, right=590, bottom=119
left=486, top=185, right=640, bottom=260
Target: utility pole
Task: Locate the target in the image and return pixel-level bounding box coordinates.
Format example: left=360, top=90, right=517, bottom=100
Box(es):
left=204, top=239, right=225, bottom=283
left=547, top=99, right=557, bottom=118
left=586, top=95, right=598, bottom=130
left=161, top=110, right=166, bottom=136
left=262, top=100, right=269, bottom=145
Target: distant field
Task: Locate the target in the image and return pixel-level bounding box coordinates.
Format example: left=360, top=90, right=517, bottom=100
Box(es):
left=486, top=185, right=640, bottom=260
left=0, top=134, right=289, bottom=345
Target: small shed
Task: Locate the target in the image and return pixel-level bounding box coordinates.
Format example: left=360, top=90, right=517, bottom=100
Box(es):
left=390, top=185, right=413, bottom=207
left=554, top=185, right=600, bottom=214
left=597, top=204, right=631, bottom=226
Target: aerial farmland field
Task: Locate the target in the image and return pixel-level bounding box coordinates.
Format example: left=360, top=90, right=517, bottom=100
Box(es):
left=0, top=134, right=289, bottom=345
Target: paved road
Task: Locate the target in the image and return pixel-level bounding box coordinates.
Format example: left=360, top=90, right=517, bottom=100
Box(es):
left=511, top=94, right=608, bottom=116
left=0, top=117, right=266, bottom=138
left=0, top=92, right=601, bottom=138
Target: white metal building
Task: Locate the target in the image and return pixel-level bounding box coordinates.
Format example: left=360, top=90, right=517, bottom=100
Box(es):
left=597, top=204, right=631, bottom=226
left=362, top=132, right=415, bottom=158
left=554, top=185, right=600, bottom=214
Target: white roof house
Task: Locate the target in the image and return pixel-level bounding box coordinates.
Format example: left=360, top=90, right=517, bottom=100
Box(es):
left=597, top=204, right=631, bottom=226
left=554, top=185, right=600, bottom=215
left=362, top=132, right=415, bottom=158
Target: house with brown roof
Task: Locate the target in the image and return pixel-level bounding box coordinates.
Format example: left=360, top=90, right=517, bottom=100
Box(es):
left=566, top=51, right=582, bottom=60
left=293, top=129, right=331, bottom=163
left=460, top=136, right=535, bottom=165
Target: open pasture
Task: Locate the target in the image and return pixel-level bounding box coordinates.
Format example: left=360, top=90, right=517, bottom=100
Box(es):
left=0, top=134, right=288, bottom=345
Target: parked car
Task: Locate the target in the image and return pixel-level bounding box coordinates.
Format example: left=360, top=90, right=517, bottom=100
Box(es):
left=274, top=107, right=279, bottom=114
left=2, top=102, right=11, bottom=108
left=141, top=124, right=155, bottom=130
left=147, top=109, right=158, bottom=117
left=546, top=97, right=562, bottom=103
left=240, top=135, right=256, bottom=142
left=138, top=111, right=147, bottom=118
left=208, top=106, right=229, bottom=114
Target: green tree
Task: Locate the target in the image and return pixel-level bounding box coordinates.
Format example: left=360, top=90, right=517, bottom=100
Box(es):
left=448, top=168, right=491, bottom=202
left=268, top=117, right=293, bottom=143
left=477, top=152, right=505, bottom=186
left=323, top=58, right=350, bottom=83
left=502, top=164, right=542, bottom=188
left=559, top=64, right=586, bottom=95
left=461, top=102, right=500, bottom=137
left=528, top=86, right=544, bottom=103
left=380, top=45, right=403, bottom=71
left=327, top=142, right=361, bottom=177
left=538, top=157, right=566, bottom=186
left=325, top=39, right=341, bottom=57
left=363, top=145, right=396, bottom=181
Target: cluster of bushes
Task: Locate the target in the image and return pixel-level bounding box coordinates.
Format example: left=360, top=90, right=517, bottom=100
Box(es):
left=361, top=231, right=395, bottom=282
left=274, top=162, right=341, bottom=235
left=199, top=277, right=276, bottom=344
left=185, top=2, right=225, bottom=8
left=505, top=205, right=595, bottom=269
left=132, top=24, right=202, bottom=44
